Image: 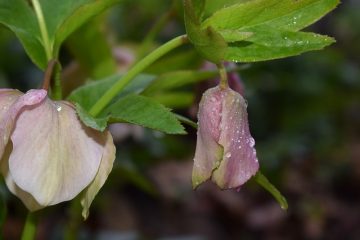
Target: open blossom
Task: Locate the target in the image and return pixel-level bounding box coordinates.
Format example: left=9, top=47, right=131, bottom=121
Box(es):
left=193, top=86, right=259, bottom=189
left=0, top=89, right=115, bottom=218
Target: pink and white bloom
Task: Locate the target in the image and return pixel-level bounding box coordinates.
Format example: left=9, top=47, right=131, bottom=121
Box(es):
left=193, top=86, right=259, bottom=189
left=0, top=89, right=115, bottom=218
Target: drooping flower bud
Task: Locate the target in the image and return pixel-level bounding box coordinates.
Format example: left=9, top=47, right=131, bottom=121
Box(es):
left=193, top=86, right=259, bottom=189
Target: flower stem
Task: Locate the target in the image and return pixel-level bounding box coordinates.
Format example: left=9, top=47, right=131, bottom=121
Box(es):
left=217, top=63, right=228, bottom=89
left=89, top=35, right=189, bottom=117
left=254, top=171, right=288, bottom=210
left=174, top=113, right=198, bottom=129
left=32, top=0, right=52, bottom=61
left=21, top=212, right=37, bottom=240
left=52, top=62, right=63, bottom=100
left=42, top=59, right=57, bottom=90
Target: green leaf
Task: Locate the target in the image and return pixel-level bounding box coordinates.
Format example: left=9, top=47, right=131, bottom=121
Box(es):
left=75, top=103, right=108, bottom=131
left=151, top=92, right=194, bottom=109
left=143, top=70, right=218, bottom=95
left=225, top=27, right=335, bottom=62
left=218, top=30, right=253, bottom=42
left=0, top=0, right=121, bottom=69
left=204, top=0, right=250, bottom=17
left=68, top=74, right=156, bottom=110
left=254, top=171, right=288, bottom=210
left=42, top=0, right=122, bottom=55
left=104, top=94, right=186, bottom=134
left=0, top=0, right=46, bottom=68
left=203, top=0, right=340, bottom=32
left=184, top=0, right=227, bottom=63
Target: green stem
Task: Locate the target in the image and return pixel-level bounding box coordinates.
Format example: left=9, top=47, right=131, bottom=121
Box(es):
left=52, top=62, right=63, bottom=100
left=21, top=212, right=37, bottom=240
left=89, top=35, right=189, bottom=117
left=32, top=0, right=52, bottom=61
left=254, top=171, right=288, bottom=210
left=174, top=113, right=198, bottom=129
left=217, top=63, right=228, bottom=89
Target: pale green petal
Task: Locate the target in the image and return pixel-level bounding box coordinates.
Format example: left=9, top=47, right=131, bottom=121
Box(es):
left=81, top=131, right=116, bottom=219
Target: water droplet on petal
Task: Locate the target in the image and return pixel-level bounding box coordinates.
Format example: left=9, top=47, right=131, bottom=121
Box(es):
left=249, top=137, right=255, bottom=147
left=225, top=152, right=232, bottom=158
left=56, top=106, right=62, bottom=112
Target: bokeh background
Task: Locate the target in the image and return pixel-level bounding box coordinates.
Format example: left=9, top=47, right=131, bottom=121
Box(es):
left=0, top=0, right=359, bottom=239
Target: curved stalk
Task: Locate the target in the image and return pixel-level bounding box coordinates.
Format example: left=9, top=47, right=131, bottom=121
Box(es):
left=21, top=213, right=37, bottom=240
left=32, top=0, right=52, bottom=61
left=89, top=35, right=189, bottom=117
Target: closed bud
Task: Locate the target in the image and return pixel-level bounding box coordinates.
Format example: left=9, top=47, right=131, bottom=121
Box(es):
left=193, top=86, right=259, bottom=189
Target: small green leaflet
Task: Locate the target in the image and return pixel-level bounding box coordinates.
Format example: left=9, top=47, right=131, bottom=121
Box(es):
left=225, top=25, right=335, bottom=62
left=75, top=103, right=108, bottom=131
left=104, top=94, right=186, bottom=135
left=203, top=0, right=340, bottom=32
left=68, top=74, right=156, bottom=110
left=68, top=74, right=185, bottom=134
left=0, top=0, right=45, bottom=68
left=0, top=0, right=122, bottom=69
left=184, top=0, right=339, bottom=63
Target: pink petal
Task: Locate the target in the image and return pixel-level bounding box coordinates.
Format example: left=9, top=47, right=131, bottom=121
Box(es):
left=192, top=87, right=224, bottom=188
left=0, top=142, right=42, bottom=211
left=8, top=99, right=108, bottom=207
left=0, top=89, right=46, bottom=159
left=212, top=88, right=259, bottom=189
left=192, top=86, right=259, bottom=190
left=81, top=131, right=116, bottom=219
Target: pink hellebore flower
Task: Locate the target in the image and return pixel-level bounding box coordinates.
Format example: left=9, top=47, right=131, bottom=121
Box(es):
left=193, top=86, right=259, bottom=189
left=0, top=89, right=115, bottom=218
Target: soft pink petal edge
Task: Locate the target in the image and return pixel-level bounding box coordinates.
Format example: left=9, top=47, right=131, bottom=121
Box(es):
left=0, top=89, right=47, bottom=159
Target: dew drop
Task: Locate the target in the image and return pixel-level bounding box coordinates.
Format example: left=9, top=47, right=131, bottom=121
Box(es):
left=56, top=106, right=62, bottom=112
left=225, top=152, right=232, bottom=158
left=249, top=137, right=255, bottom=147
